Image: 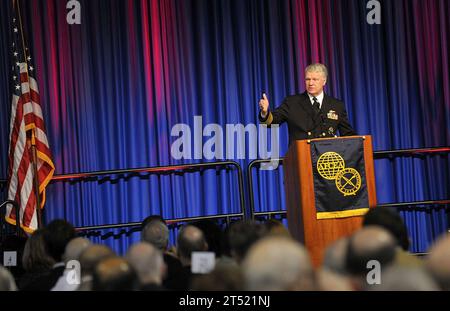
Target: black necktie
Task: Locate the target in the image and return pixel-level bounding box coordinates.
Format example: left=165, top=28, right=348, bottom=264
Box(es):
left=312, top=97, right=320, bottom=114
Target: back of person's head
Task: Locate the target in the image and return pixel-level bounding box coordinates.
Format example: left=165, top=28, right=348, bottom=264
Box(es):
left=141, top=215, right=166, bottom=230
left=192, top=220, right=224, bottom=257
left=322, top=237, right=349, bottom=275
left=425, top=233, right=450, bottom=290
left=43, top=219, right=76, bottom=262
left=92, top=257, right=138, bottom=291
left=190, top=264, right=244, bottom=291
left=228, top=220, right=267, bottom=263
left=22, top=228, right=55, bottom=272
left=363, top=207, right=410, bottom=250
left=242, top=236, right=315, bottom=291
left=62, top=237, right=91, bottom=264
left=367, top=265, right=439, bottom=291
left=0, top=266, right=17, bottom=291
left=346, top=226, right=397, bottom=277
left=141, top=219, right=169, bottom=251
left=177, top=225, right=208, bottom=265
left=264, top=219, right=291, bottom=238
left=125, top=242, right=165, bottom=286
left=78, top=244, right=115, bottom=277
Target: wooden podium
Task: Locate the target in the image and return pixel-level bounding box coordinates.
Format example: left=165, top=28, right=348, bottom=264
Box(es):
left=284, top=135, right=377, bottom=267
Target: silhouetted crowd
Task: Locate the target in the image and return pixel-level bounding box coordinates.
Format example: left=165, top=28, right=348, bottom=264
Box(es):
left=1, top=207, right=449, bottom=291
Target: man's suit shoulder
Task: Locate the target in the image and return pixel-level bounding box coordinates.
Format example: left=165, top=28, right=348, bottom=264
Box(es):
left=283, top=93, right=308, bottom=103
left=324, top=94, right=344, bottom=106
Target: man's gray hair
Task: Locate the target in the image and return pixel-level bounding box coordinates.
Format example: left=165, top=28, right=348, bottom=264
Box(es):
left=242, top=236, right=315, bottom=291
left=305, top=63, right=328, bottom=79
left=141, top=220, right=169, bottom=251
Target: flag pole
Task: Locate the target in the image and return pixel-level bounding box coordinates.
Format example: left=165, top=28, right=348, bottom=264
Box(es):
left=16, top=0, right=43, bottom=229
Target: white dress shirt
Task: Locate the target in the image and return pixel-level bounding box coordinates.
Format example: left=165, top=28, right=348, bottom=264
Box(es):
left=307, top=92, right=324, bottom=110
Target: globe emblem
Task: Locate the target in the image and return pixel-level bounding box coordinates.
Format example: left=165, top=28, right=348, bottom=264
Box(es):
left=317, top=152, right=345, bottom=180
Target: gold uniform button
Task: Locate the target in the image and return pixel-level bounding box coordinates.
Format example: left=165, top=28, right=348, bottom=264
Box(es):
left=322, top=133, right=326, bottom=136
left=308, top=132, right=311, bottom=136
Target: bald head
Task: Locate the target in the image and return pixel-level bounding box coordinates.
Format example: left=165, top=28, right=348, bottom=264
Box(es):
left=63, top=237, right=91, bottom=263
left=346, top=226, right=397, bottom=275
left=242, top=237, right=315, bottom=291
left=92, top=257, right=137, bottom=291
left=177, top=225, right=208, bottom=265
left=79, top=244, right=115, bottom=277
left=126, top=242, right=165, bottom=285
left=426, top=234, right=450, bottom=290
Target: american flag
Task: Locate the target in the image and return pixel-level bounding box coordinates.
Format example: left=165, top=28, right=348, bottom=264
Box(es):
left=5, top=4, right=55, bottom=233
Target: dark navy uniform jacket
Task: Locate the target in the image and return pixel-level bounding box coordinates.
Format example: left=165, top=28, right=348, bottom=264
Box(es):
left=259, top=92, right=356, bottom=145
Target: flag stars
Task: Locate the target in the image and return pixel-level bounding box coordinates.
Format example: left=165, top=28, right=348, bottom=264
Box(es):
left=27, top=56, right=31, bottom=61
left=14, top=27, right=18, bottom=33
left=15, top=85, right=20, bottom=90
left=13, top=76, right=17, bottom=81
left=13, top=51, right=18, bottom=57
left=29, top=66, right=34, bottom=72
left=16, top=62, right=20, bottom=67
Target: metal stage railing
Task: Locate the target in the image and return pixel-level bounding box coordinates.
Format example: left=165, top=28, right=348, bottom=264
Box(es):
left=0, top=161, right=246, bottom=236
left=75, top=213, right=245, bottom=239
left=252, top=200, right=450, bottom=220
left=0, top=147, right=449, bottom=235
left=247, top=146, right=450, bottom=219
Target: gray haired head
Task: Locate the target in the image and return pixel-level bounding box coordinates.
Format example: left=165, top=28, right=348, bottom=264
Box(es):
left=305, top=63, right=328, bottom=79
left=141, top=220, right=169, bottom=251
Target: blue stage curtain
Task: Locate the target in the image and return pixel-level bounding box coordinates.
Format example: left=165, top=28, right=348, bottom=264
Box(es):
left=1, top=0, right=449, bottom=253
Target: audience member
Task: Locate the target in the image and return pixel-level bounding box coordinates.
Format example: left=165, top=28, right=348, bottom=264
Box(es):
left=345, top=226, right=397, bottom=290
left=77, top=244, right=115, bottom=291
left=125, top=242, right=165, bottom=290
left=165, top=225, right=208, bottom=290
left=242, top=236, right=316, bottom=291
left=425, top=233, right=450, bottom=290
left=322, top=237, right=349, bottom=274
left=363, top=207, right=422, bottom=268
left=18, top=228, right=55, bottom=290
left=264, top=219, right=291, bottom=238
left=92, top=257, right=138, bottom=291
left=228, top=220, right=267, bottom=264
left=367, top=265, right=439, bottom=291
left=0, top=265, right=17, bottom=291
left=192, top=219, right=224, bottom=257
left=51, top=237, right=91, bottom=291
left=141, top=218, right=182, bottom=288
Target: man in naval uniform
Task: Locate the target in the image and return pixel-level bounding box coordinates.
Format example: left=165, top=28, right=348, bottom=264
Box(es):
left=259, top=63, right=356, bottom=145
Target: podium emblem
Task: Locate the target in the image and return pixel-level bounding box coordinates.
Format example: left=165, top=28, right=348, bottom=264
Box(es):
left=316, top=151, right=362, bottom=196
left=335, top=168, right=361, bottom=196
left=316, top=152, right=345, bottom=180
